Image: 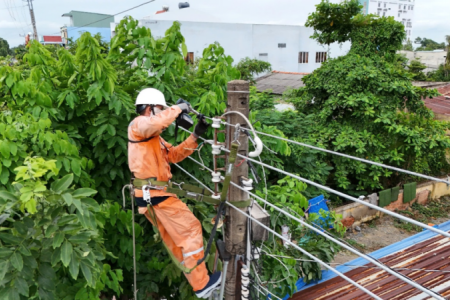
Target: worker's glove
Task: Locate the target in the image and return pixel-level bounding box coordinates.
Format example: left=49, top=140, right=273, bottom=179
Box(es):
left=176, top=103, right=190, bottom=115
left=193, top=114, right=210, bottom=138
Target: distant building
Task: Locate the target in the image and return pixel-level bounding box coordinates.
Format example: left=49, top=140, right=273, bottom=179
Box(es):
left=256, top=71, right=308, bottom=95
left=60, top=11, right=114, bottom=44
left=41, top=36, right=64, bottom=46
left=111, top=9, right=351, bottom=73
left=359, top=0, right=415, bottom=42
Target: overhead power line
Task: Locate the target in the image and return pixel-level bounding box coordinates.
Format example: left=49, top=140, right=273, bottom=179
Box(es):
left=172, top=163, right=382, bottom=300
left=179, top=125, right=450, bottom=239
left=216, top=119, right=450, bottom=186
left=185, top=155, right=448, bottom=300
left=65, top=0, right=156, bottom=33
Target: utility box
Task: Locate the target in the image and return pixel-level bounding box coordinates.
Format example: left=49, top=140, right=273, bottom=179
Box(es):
left=250, top=202, right=270, bottom=241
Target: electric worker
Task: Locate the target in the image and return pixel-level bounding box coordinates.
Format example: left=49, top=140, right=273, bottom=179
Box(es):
left=128, top=88, right=222, bottom=299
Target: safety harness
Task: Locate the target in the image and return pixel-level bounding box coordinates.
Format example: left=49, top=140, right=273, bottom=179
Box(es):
left=130, top=142, right=248, bottom=274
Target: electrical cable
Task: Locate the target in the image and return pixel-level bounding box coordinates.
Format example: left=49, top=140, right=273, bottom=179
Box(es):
left=226, top=201, right=383, bottom=300
left=220, top=121, right=450, bottom=186
left=184, top=155, right=447, bottom=300
left=180, top=125, right=450, bottom=239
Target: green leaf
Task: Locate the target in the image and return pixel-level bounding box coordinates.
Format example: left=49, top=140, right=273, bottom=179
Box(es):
left=57, top=214, right=77, bottom=226
left=71, top=159, right=81, bottom=177
left=0, top=248, right=13, bottom=258
left=14, top=222, right=28, bottom=236
left=61, top=240, right=73, bottom=267
left=0, top=260, right=9, bottom=281
left=19, top=244, right=31, bottom=256
left=53, top=232, right=65, bottom=248
left=51, top=174, right=74, bottom=193
left=106, top=124, right=116, bottom=136
left=72, top=198, right=83, bottom=215
left=0, top=190, right=17, bottom=202
left=0, top=141, right=10, bottom=159
left=72, top=188, right=97, bottom=198
left=10, top=252, right=23, bottom=271
left=45, top=224, right=58, bottom=237
left=16, top=277, right=29, bottom=297
left=69, top=252, right=79, bottom=280
left=80, top=261, right=93, bottom=286
left=0, top=233, right=22, bottom=244
left=69, top=232, right=91, bottom=244
left=62, top=193, right=73, bottom=206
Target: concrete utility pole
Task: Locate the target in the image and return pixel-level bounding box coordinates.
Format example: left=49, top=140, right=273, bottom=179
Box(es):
left=25, top=0, right=38, bottom=41
left=225, top=80, right=250, bottom=300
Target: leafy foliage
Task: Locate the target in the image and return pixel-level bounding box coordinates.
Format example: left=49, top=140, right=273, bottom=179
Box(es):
left=0, top=38, right=12, bottom=57
left=407, top=58, right=427, bottom=81
left=414, top=37, right=446, bottom=51
left=236, top=57, right=271, bottom=84
left=286, top=0, right=450, bottom=195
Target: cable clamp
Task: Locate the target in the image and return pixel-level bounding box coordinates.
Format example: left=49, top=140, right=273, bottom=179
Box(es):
left=233, top=123, right=241, bottom=143
left=212, top=117, right=222, bottom=129
left=211, top=172, right=222, bottom=183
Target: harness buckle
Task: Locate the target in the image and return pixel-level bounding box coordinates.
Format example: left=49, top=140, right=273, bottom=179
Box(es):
left=172, top=182, right=184, bottom=190
left=142, top=185, right=152, bottom=204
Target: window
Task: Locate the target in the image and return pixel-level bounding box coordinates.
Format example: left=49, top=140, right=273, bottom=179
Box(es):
left=411, top=5, right=413, bottom=10
left=383, top=11, right=386, bottom=16
left=399, top=4, right=401, bottom=9
left=384, top=2, right=386, bottom=7
left=185, top=52, right=194, bottom=64
left=278, top=43, right=286, bottom=48
left=404, top=5, right=406, bottom=9
left=378, top=2, right=381, bottom=7
left=398, top=12, right=401, bottom=17
left=298, top=52, right=309, bottom=64
left=315, top=52, right=327, bottom=63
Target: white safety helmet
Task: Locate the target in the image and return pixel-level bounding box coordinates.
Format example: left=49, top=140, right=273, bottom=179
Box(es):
left=135, top=88, right=167, bottom=107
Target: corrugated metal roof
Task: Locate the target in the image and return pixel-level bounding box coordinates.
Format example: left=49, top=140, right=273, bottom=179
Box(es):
left=256, top=71, right=309, bottom=95
left=287, top=220, right=450, bottom=300
left=424, top=84, right=450, bottom=116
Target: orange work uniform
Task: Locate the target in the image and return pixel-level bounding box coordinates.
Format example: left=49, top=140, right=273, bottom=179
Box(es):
left=128, top=106, right=209, bottom=291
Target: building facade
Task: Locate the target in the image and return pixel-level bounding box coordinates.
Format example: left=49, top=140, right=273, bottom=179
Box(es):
left=61, top=11, right=114, bottom=44
left=111, top=20, right=351, bottom=73
left=359, top=0, right=415, bottom=41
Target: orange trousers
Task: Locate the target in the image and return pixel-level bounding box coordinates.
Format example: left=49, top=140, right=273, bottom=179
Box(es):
left=138, top=196, right=209, bottom=291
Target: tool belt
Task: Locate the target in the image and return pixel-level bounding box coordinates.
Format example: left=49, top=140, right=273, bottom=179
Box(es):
left=132, top=178, right=251, bottom=208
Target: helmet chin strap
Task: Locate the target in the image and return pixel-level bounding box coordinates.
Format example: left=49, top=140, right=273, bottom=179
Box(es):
left=150, top=105, right=155, bottom=116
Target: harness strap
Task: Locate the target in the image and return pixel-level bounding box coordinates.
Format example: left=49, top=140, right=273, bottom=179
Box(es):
left=128, top=135, right=157, bottom=143
left=132, top=178, right=251, bottom=208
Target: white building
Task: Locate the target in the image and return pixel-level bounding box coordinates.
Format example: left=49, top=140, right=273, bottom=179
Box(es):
left=399, top=50, right=447, bottom=73
left=110, top=9, right=350, bottom=73
left=359, top=0, right=415, bottom=41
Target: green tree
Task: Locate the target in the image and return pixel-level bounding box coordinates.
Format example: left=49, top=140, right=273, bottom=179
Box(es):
left=288, top=0, right=450, bottom=194
left=408, top=58, right=427, bottom=81
left=236, top=57, right=271, bottom=84
left=0, top=38, right=11, bottom=57
left=414, top=36, right=446, bottom=51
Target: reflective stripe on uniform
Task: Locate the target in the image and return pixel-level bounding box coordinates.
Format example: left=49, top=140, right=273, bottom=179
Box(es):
left=183, top=247, right=204, bottom=258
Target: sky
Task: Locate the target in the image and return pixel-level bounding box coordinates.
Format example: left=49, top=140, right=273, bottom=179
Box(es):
left=0, top=0, right=448, bottom=48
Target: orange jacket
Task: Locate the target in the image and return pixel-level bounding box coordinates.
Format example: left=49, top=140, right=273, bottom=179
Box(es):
left=128, top=106, right=198, bottom=197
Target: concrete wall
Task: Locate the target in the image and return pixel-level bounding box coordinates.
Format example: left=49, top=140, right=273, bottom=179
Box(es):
left=112, top=20, right=351, bottom=73
left=335, top=177, right=450, bottom=228
left=399, top=50, right=447, bottom=73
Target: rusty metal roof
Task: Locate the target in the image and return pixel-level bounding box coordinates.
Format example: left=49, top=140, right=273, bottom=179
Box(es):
left=286, top=220, right=450, bottom=300
left=423, top=84, right=450, bottom=116
left=256, top=71, right=309, bottom=95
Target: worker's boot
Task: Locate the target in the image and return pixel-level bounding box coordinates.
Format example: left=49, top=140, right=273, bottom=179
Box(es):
left=195, top=271, right=222, bottom=299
